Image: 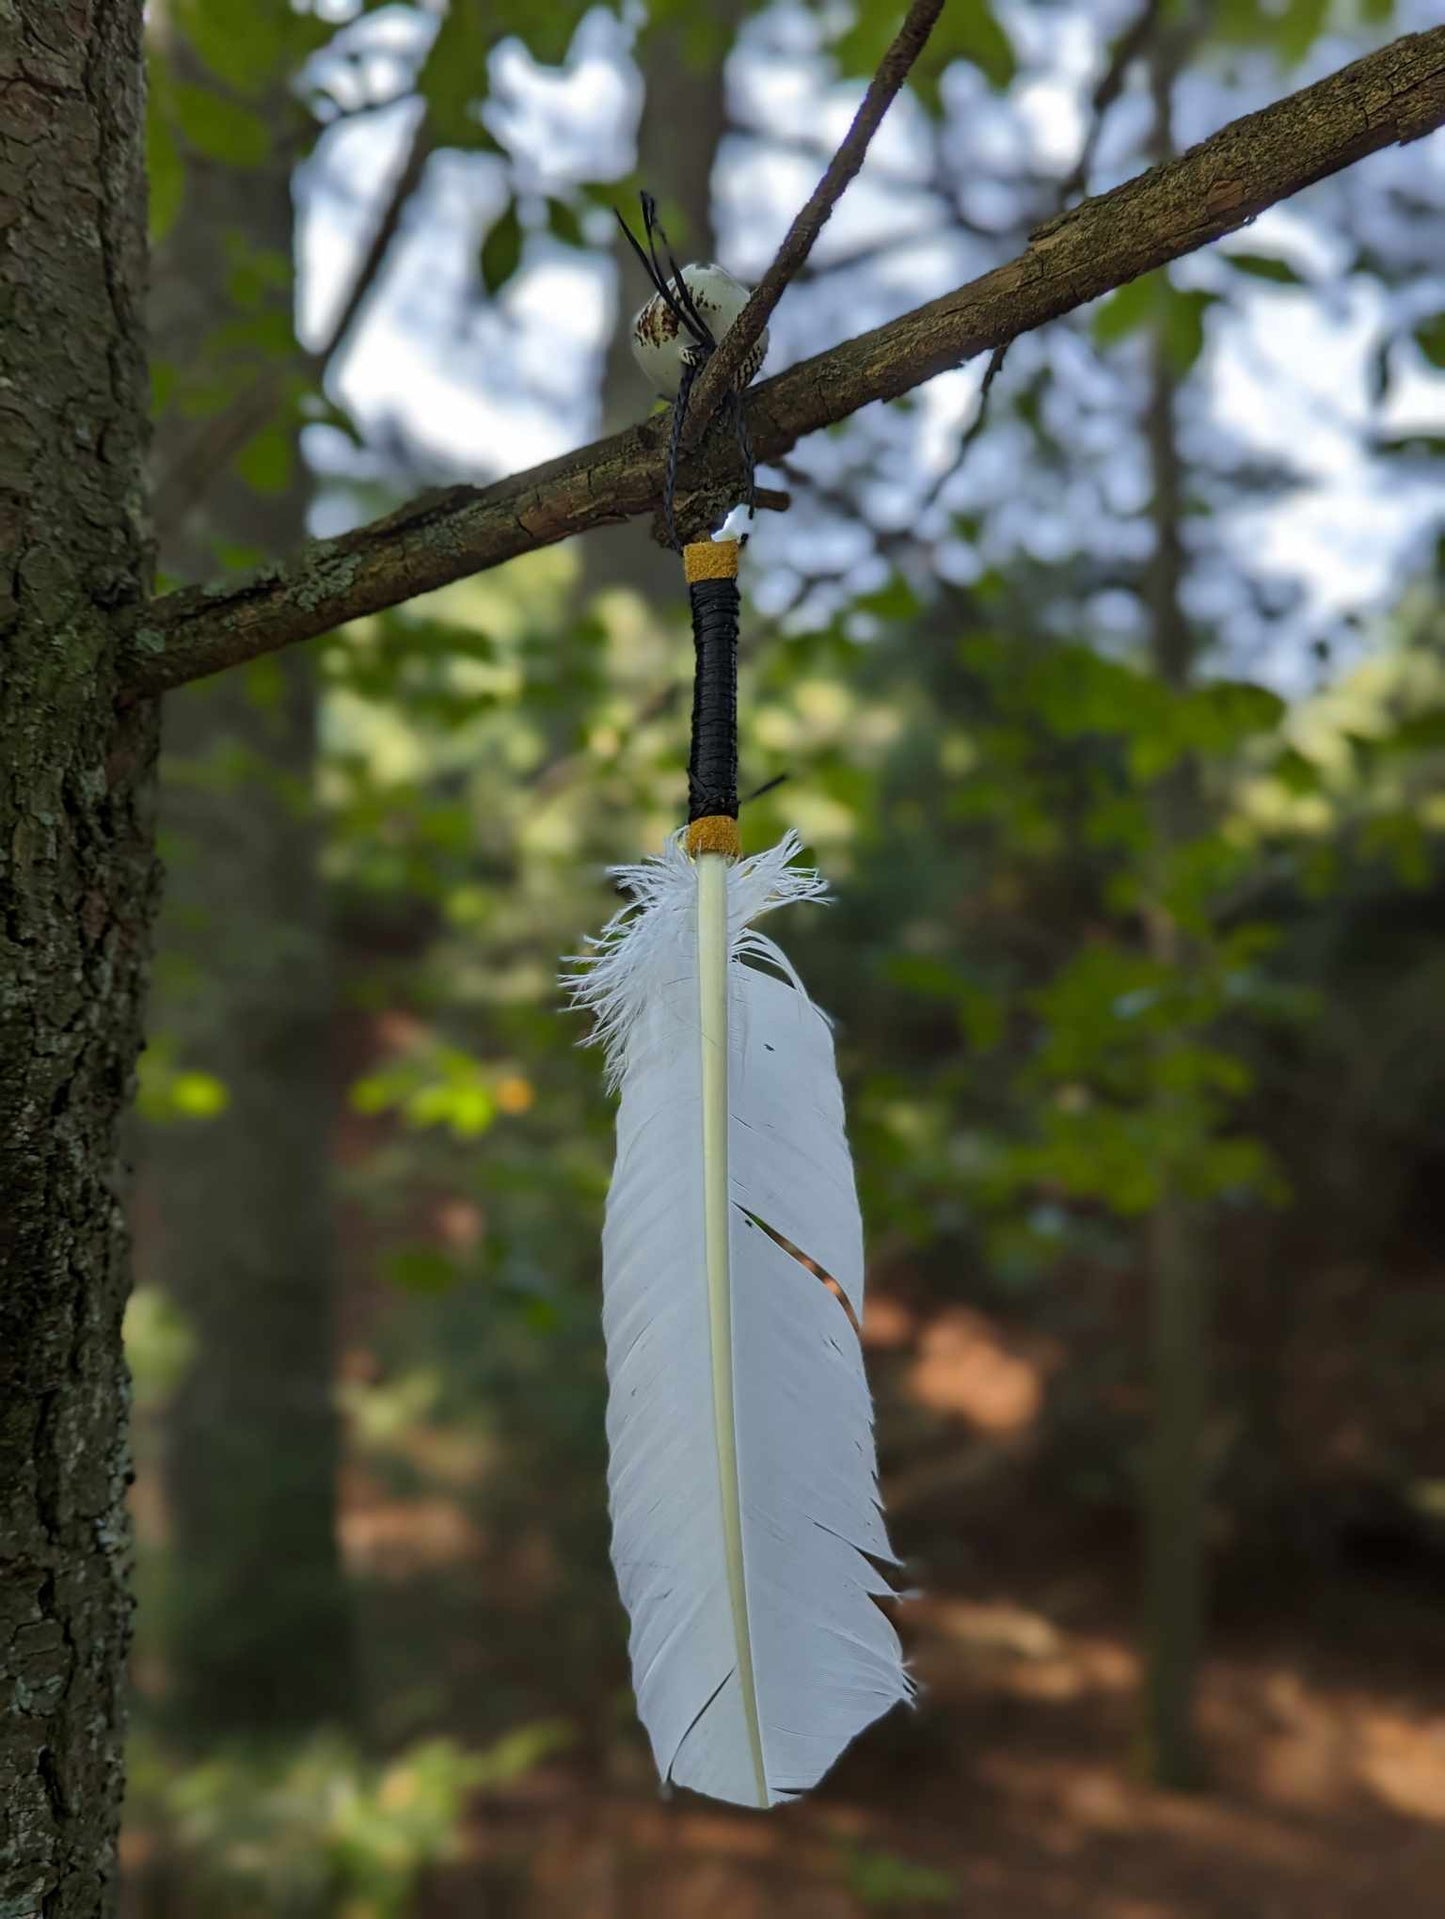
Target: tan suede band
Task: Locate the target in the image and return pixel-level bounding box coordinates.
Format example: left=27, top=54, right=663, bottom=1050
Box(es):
left=682, top=541, right=740, bottom=584
left=685, top=815, right=742, bottom=859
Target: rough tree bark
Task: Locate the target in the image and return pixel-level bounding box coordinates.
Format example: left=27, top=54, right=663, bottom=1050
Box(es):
left=144, top=17, right=353, bottom=1737
left=0, top=5, right=157, bottom=1916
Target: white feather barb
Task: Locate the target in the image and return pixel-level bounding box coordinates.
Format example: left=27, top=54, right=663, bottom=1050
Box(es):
left=567, top=831, right=911, bottom=1808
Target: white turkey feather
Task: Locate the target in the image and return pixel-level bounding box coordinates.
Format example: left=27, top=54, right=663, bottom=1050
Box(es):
left=568, top=831, right=911, bottom=1808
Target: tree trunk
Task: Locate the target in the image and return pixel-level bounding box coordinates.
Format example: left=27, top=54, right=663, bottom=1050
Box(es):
left=144, top=23, right=353, bottom=1736
left=0, top=4, right=156, bottom=1913
left=1139, top=20, right=1212, bottom=1792
left=1142, top=1167, right=1211, bottom=1787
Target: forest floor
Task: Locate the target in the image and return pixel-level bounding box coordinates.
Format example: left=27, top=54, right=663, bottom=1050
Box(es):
left=416, top=1535, right=1445, bottom=1919
left=122, top=1283, right=1445, bottom=1918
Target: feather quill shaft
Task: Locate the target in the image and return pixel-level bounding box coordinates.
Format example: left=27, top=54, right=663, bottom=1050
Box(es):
left=697, top=850, right=768, bottom=1807
left=568, top=834, right=911, bottom=1808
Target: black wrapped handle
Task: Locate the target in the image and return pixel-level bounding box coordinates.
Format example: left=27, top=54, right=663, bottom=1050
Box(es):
left=686, top=573, right=739, bottom=824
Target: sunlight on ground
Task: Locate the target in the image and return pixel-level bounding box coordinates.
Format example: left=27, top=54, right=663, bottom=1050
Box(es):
left=906, top=1307, right=1058, bottom=1435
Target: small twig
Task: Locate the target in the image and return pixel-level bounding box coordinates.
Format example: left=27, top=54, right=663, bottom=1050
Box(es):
left=775, top=456, right=927, bottom=586
left=685, top=0, right=946, bottom=437
left=774, top=456, right=867, bottom=526
left=742, top=772, right=789, bottom=805
left=798, top=218, right=1003, bottom=283
left=1057, top=0, right=1165, bottom=207
left=919, top=341, right=1010, bottom=515
left=778, top=352, right=1000, bottom=533
left=319, top=108, right=435, bottom=367
left=311, top=86, right=417, bottom=126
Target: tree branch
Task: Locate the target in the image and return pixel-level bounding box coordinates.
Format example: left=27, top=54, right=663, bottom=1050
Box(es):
left=125, top=27, right=1445, bottom=698
left=1057, top=0, right=1166, bottom=207
left=685, top=0, right=944, bottom=431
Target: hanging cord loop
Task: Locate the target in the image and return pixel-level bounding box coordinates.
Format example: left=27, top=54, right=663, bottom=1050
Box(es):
left=616, top=193, right=768, bottom=857
left=617, top=194, right=763, bottom=551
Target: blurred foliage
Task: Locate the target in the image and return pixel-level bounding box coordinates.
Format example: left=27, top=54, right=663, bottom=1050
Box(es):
left=130, top=0, right=1445, bottom=1905
left=125, top=1288, right=198, bottom=1415
left=136, top=1035, right=231, bottom=1125
left=127, top=1726, right=571, bottom=1918
left=841, top=1843, right=958, bottom=1908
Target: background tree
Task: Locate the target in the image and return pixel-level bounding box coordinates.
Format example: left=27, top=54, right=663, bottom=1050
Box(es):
left=144, top=0, right=354, bottom=1743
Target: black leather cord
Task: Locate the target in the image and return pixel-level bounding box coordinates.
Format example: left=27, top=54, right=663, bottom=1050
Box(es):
left=687, top=575, right=739, bottom=822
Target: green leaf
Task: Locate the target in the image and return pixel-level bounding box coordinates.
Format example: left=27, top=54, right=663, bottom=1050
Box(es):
left=1412, top=314, right=1445, bottom=368
left=225, top=238, right=292, bottom=315
left=170, top=1072, right=230, bottom=1119
left=1271, top=746, right=1324, bottom=795
left=1226, top=252, right=1303, bottom=284
left=151, top=360, right=178, bottom=418
left=834, top=0, right=1013, bottom=100
left=503, top=0, right=581, bottom=65
left=174, top=0, right=288, bottom=95
left=1375, top=433, right=1445, bottom=461
left=234, top=418, right=294, bottom=497
left=424, top=4, right=487, bottom=144
left=831, top=8, right=902, bottom=81
left=1162, top=285, right=1216, bottom=375
left=844, top=1843, right=957, bottom=1907
left=385, top=1247, right=459, bottom=1296
left=1378, top=709, right=1445, bottom=755
left=854, top=575, right=920, bottom=624
left=137, top=1039, right=231, bottom=1126
left=919, top=0, right=1015, bottom=99
left=1361, top=808, right=1430, bottom=888
left=1091, top=273, right=1159, bottom=345
left=147, top=90, right=184, bottom=243
left=124, top=1288, right=196, bottom=1412
left=243, top=654, right=288, bottom=714
left=172, top=81, right=270, bottom=168
left=1092, top=275, right=1214, bottom=371
left=206, top=309, right=296, bottom=368
left=1212, top=0, right=1277, bottom=45
left=423, top=0, right=559, bottom=150
left=1275, top=0, right=1328, bottom=62
left=481, top=202, right=523, bottom=296
left=545, top=197, right=585, bottom=249
left=1180, top=679, right=1286, bottom=753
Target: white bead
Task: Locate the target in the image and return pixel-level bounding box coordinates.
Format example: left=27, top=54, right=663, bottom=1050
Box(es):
left=629, top=262, right=769, bottom=400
